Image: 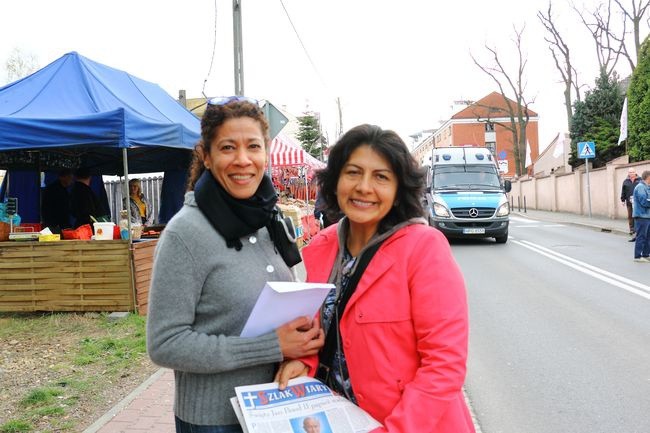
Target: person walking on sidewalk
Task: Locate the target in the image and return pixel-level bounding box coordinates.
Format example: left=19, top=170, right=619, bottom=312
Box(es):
left=621, top=168, right=640, bottom=240
left=632, top=170, right=650, bottom=262
left=147, top=97, right=324, bottom=433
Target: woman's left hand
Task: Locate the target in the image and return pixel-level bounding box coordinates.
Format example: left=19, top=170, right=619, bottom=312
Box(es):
left=275, top=360, right=309, bottom=390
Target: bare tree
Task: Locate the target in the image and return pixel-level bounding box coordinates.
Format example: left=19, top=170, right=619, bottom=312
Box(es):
left=573, top=0, right=625, bottom=76
left=538, top=2, right=583, bottom=131
left=572, top=0, right=650, bottom=73
left=471, top=26, right=534, bottom=176
left=611, top=0, right=650, bottom=69
left=4, top=48, right=38, bottom=83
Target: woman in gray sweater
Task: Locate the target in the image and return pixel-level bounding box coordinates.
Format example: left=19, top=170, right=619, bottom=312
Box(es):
left=147, top=97, right=324, bottom=433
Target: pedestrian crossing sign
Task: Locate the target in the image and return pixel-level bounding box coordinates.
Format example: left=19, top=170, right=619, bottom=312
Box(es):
left=577, top=141, right=596, bottom=159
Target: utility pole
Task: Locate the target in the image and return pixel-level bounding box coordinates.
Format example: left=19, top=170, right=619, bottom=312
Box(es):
left=233, top=0, right=244, bottom=96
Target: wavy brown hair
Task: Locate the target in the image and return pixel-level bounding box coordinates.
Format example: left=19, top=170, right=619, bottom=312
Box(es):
left=187, top=100, right=270, bottom=191
left=316, top=124, right=426, bottom=232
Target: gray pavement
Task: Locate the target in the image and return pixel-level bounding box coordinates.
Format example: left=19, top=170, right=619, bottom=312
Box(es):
left=83, top=209, right=631, bottom=432
left=512, top=209, right=631, bottom=236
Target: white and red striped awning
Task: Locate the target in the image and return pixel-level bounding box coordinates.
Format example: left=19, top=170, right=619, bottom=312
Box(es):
left=270, top=134, right=325, bottom=169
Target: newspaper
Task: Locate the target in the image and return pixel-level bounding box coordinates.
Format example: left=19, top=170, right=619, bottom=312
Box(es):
left=230, top=376, right=382, bottom=433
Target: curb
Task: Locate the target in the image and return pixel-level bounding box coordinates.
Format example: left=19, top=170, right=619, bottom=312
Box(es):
left=463, top=388, right=483, bottom=433
left=82, top=368, right=167, bottom=433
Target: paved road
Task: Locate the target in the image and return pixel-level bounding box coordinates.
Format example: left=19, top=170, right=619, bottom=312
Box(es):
left=456, top=215, right=650, bottom=433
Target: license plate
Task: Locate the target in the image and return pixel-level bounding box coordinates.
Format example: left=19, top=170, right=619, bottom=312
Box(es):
left=463, top=228, right=485, bottom=234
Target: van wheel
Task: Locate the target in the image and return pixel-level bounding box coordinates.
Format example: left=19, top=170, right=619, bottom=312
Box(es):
left=495, top=233, right=508, bottom=244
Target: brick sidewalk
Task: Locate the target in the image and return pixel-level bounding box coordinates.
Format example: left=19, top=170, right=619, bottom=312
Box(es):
left=83, top=369, right=174, bottom=433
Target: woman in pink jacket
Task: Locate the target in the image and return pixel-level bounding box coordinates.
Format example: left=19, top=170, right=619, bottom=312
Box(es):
left=277, top=124, right=475, bottom=432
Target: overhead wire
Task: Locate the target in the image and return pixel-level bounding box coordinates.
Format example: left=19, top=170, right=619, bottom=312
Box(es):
left=277, top=0, right=329, bottom=92
left=201, top=0, right=218, bottom=100
left=277, top=0, right=342, bottom=141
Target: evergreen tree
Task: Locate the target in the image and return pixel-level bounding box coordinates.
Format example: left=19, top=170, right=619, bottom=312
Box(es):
left=296, top=113, right=326, bottom=160
left=569, top=71, right=625, bottom=168
left=628, top=36, right=650, bottom=161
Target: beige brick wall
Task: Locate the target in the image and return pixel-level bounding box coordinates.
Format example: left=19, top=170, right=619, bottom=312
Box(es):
left=509, top=162, right=650, bottom=219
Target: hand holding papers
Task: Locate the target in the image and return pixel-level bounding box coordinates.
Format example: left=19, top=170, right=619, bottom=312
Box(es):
left=231, top=377, right=382, bottom=433
left=240, top=282, right=334, bottom=338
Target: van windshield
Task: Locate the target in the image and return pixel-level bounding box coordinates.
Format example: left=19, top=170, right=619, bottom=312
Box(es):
left=433, top=165, right=501, bottom=190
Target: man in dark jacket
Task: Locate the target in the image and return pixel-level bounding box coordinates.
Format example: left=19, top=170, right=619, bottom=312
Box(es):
left=41, top=169, right=74, bottom=233
left=71, top=168, right=104, bottom=228
left=621, top=168, right=640, bottom=240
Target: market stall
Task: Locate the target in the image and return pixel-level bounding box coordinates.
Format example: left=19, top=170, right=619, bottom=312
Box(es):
left=269, top=133, right=325, bottom=244
left=270, top=133, right=325, bottom=201
left=0, top=52, right=199, bottom=314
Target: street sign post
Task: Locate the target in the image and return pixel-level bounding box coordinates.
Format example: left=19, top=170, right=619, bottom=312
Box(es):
left=577, top=141, right=596, bottom=218
left=263, top=101, right=288, bottom=178
left=263, top=102, right=288, bottom=139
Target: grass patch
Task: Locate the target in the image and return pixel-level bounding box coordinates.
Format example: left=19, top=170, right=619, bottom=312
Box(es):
left=0, top=312, right=93, bottom=340
left=74, top=332, right=146, bottom=370
left=0, top=420, right=32, bottom=433
left=30, top=406, right=65, bottom=417
left=57, top=378, right=92, bottom=393
left=50, top=420, right=74, bottom=431
left=0, top=312, right=151, bottom=432
left=20, top=388, right=64, bottom=407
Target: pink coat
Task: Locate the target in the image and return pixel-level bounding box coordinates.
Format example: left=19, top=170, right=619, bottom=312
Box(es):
left=302, top=223, right=475, bottom=433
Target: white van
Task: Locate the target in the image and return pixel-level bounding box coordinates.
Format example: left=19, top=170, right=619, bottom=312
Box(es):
left=425, top=147, right=511, bottom=243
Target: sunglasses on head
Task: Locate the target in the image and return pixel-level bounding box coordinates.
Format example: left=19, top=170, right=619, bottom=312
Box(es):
left=207, top=96, right=260, bottom=106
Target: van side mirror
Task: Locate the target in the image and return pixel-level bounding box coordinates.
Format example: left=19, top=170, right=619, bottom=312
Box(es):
left=503, top=179, right=512, bottom=193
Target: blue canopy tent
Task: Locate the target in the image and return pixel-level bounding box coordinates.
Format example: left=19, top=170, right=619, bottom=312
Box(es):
left=0, top=51, right=199, bottom=224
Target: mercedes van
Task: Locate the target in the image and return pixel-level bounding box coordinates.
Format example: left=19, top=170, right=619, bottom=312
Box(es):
left=425, top=147, right=511, bottom=243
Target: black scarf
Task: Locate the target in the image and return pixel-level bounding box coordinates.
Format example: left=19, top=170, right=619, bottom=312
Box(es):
left=194, top=170, right=301, bottom=267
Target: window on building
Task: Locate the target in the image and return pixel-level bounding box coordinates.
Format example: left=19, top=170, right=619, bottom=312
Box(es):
left=485, top=142, right=496, bottom=156
left=485, top=122, right=495, bottom=132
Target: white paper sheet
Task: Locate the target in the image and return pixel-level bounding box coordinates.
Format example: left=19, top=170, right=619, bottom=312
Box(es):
left=240, top=281, right=334, bottom=337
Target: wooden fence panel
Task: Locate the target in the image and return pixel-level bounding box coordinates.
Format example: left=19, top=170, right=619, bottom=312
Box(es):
left=0, top=240, right=134, bottom=312
left=132, top=239, right=157, bottom=315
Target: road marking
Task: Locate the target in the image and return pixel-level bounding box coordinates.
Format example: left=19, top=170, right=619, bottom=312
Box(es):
left=510, top=216, right=565, bottom=228
left=510, top=216, right=538, bottom=223
left=463, top=388, right=484, bottom=433
left=511, top=224, right=566, bottom=228
left=512, top=239, right=650, bottom=301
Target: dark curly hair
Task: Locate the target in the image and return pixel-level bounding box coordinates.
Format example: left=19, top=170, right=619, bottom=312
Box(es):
left=187, top=100, right=270, bottom=191
left=316, top=124, right=426, bottom=233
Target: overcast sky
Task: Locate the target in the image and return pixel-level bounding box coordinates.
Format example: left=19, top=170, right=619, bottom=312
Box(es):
left=1, top=0, right=643, bottom=150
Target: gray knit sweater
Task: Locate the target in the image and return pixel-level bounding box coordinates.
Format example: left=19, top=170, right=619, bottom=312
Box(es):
left=146, top=192, right=292, bottom=425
